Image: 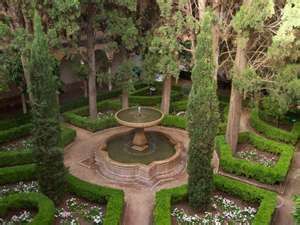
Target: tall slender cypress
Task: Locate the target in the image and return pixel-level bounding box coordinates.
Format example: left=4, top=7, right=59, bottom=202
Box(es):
left=187, top=10, right=219, bottom=210
left=30, top=12, right=66, bottom=204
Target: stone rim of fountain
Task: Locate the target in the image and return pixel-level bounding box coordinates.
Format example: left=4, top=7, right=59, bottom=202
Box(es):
left=115, top=106, right=164, bottom=128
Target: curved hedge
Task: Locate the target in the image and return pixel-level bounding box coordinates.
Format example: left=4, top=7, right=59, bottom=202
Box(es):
left=63, top=100, right=120, bottom=132
left=216, top=132, right=294, bottom=184
left=154, top=175, right=277, bottom=225
left=67, top=175, right=124, bottom=225
left=250, top=109, right=300, bottom=145
left=0, top=123, right=33, bottom=144
left=0, top=164, right=36, bottom=185
left=0, top=192, right=55, bottom=225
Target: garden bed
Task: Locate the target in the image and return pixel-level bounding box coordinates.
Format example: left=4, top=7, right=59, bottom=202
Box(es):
left=154, top=175, right=277, bottom=225
left=172, top=191, right=258, bottom=224
left=216, top=132, right=294, bottom=184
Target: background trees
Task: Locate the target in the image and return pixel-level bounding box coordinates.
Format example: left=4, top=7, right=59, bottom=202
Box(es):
left=30, top=12, right=65, bottom=203
left=187, top=10, right=219, bottom=210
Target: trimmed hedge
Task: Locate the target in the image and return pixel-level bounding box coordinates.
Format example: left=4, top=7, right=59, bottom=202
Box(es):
left=250, top=109, right=300, bottom=145
left=67, top=175, right=124, bottom=225
left=216, top=132, right=294, bottom=184
left=0, top=164, right=36, bottom=185
left=154, top=175, right=277, bottom=225
left=0, top=126, right=76, bottom=167
left=0, top=192, right=55, bottom=225
left=161, top=115, right=187, bottom=129
left=63, top=100, right=120, bottom=132
left=0, top=123, right=33, bottom=144
left=0, top=114, right=32, bottom=131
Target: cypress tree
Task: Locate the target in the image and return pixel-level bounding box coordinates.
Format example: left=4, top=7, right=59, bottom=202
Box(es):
left=186, top=10, right=219, bottom=210
left=30, top=12, right=66, bottom=204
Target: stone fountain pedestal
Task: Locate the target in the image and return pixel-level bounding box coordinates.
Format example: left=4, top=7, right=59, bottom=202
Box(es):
left=132, top=128, right=148, bottom=151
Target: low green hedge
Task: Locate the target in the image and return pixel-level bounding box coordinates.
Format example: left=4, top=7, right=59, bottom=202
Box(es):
left=250, top=109, right=300, bottom=145
left=161, top=115, right=187, bottom=129
left=0, top=126, right=76, bottom=167
left=216, top=132, right=294, bottom=184
left=63, top=100, right=120, bottom=132
left=154, top=175, right=277, bottom=225
left=0, top=123, right=33, bottom=144
left=0, top=164, right=36, bottom=185
left=0, top=192, right=55, bottom=225
left=0, top=114, right=32, bottom=131
left=67, top=175, right=124, bottom=225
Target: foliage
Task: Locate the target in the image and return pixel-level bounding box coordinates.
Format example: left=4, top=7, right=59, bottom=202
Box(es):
left=250, top=109, right=300, bottom=144
left=0, top=164, right=36, bottom=185
left=0, top=192, right=55, bottom=225
left=154, top=175, right=277, bottom=225
left=29, top=13, right=66, bottom=204
left=0, top=124, right=32, bottom=145
left=67, top=175, right=124, bottom=225
left=216, top=132, right=294, bottom=184
left=186, top=10, right=219, bottom=210
left=161, top=115, right=187, bottom=130
left=295, top=195, right=300, bottom=225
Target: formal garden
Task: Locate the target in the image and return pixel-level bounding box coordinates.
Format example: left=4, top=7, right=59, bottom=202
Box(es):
left=0, top=1, right=299, bottom=225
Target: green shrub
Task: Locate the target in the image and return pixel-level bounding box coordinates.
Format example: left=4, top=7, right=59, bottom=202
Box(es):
left=154, top=175, right=277, bottom=225
left=170, top=100, right=188, bottom=112
left=161, top=115, right=187, bottom=129
left=0, top=124, right=33, bottom=144
left=294, top=195, right=300, bottom=225
left=0, top=192, right=55, bottom=225
left=216, top=132, right=294, bottom=184
left=0, top=114, right=32, bottom=131
left=0, top=126, right=76, bottom=167
left=250, top=109, right=300, bottom=144
left=0, top=164, right=36, bottom=185
left=67, top=175, right=124, bottom=225
left=63, top=100, right=120, bottom=132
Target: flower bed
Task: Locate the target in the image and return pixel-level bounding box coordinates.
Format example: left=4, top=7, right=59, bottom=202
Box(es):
left=0, top=181, right=38, bottom=197
left=216, top=132, right=294, bottom=184
left=250, top=109, right=300, bottom=145
left=154, top=175, right=277, bottom=225
left=172, top=193, right=257, bottom=224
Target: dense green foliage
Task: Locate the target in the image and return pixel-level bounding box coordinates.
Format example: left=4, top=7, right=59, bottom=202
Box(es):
left=0, top=164, right=36, bottom=185
left=29, top=13, right=65, bottom=204
left=186, top=11, right=219, bottom=210
left=0, top=124, right=32, bottom=144
left=0, top=192, right=55, bottom=225
left=250, top=109, right=300, bottom=144
left=0, top=126, right=76, bottom=167
left=154, top=175, right=277, bottom=225
left=216, top=132, right=294, bottom=184
left=294, top=195, right=300, bottom=225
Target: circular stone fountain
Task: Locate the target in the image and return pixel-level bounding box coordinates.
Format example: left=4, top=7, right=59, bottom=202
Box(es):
left=115, top=106, right=164, bottom=151
left=94, top=106, right=186, bottom=186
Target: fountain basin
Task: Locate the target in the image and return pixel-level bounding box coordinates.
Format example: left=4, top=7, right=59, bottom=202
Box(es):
left=94, top=127, right=186, bottom=186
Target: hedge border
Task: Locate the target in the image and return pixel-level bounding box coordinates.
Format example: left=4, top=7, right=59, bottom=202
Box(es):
left=63, top=100, right=120, bottom=132
left=0, top=123, right=33, bottom=144
left=154, top=175, right=277, bottom=225
left=216, top=132, right=294, bottom=184
left=0, top=126, right=76, bottom=167
left=0, top=192, right=55, bottom=225
left=250, top=109, right=300, bottom=145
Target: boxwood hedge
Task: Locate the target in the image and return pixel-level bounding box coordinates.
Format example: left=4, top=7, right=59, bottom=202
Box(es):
left=250, top=109, right=300, bottom=145
left=216, top=132, right=294, bottom=184
left=0, top=126, right=76, bottom=167
left=154, top=175, right=277, bottom=225
left=0, top=192, right=55, bottom=225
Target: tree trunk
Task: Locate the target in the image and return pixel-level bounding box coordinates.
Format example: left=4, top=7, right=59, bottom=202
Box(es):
left=211, top=0, right=220, bottom=81
left=21, top=92, right=27, bottom=114
left=226, top=37, right=247, bottom=152
left=21, top=55, right=34, bottom=105
left=161, top=75, right=172, bottom=114
left=122, top=87, right=129, bottom=109
left=86, top=5, right=97, bottom=119
left=108, top=67, right=112, bottom=91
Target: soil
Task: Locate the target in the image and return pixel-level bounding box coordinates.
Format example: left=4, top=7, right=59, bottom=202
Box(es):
left=0, top=136, right=31, bottom=151
left=0, top=208, right=37, bottom=223
left=54, top=193, right=106, bottom=225
left=171, top=191, right=258, bottom=225
left=236, top=143, right=279, bottom=166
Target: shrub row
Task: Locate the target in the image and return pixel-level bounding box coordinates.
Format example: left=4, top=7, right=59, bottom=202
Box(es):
left=0, top=192, right=55, bottom=225
left=154, top=175, right=277, bottom=225
left=0, top=164, right=36, bottom=185
left=216, top=132, right=294, bottom=184
left=250, top=109, right=300, bottom=145
left=63, top=100, right=120, bottom=132
left=0, top=114, right=32, bottom=131
left=67, top=175, right=124, bottom=225
left=0, top=123, right=33, bottom=145
left=0, top=126, right=76, bottom=167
